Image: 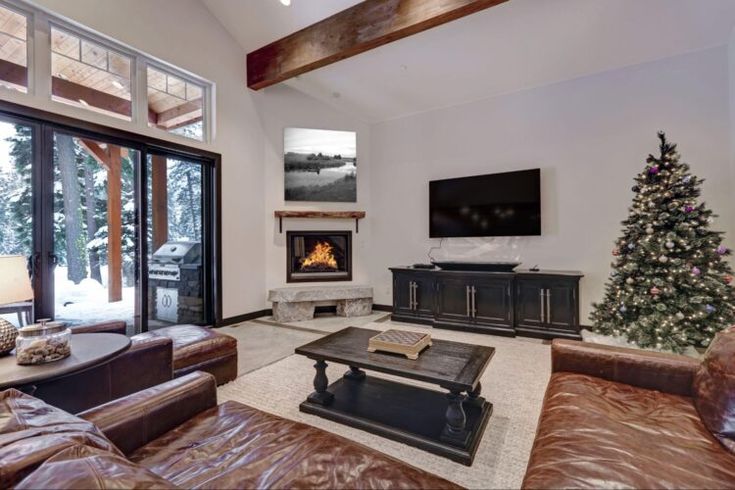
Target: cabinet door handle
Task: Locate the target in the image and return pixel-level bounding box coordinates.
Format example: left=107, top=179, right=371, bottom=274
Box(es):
left=408, top=282, right=414, bottom=310
left=471, top=286, right=477, bottom=317
left=466, top=286, right=471, bottom=317
left=546, top=289, right=551, bottom=324
left=412, top=282, right=418, bottom=310
left=539, top=289, right=545, bottom=323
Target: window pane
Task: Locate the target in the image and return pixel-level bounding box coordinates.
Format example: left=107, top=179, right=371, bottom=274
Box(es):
left=0, top=120, right=34, bottom=328
left=51, top=27, right=132, bottom=120
left=147, top=66, right=205, bottom=141
left=0, top=5, right=28, bottom=93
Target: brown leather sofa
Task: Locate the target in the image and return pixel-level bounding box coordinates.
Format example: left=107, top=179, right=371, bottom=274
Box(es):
left=522, top=328, right=735, bottom=489
left=29, top=321, right=174, bottom=414
left=2, top=371, right=461, bottom=489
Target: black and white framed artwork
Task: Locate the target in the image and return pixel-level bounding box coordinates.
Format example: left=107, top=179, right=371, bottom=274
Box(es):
left=284, top=127, right=357, bottom=202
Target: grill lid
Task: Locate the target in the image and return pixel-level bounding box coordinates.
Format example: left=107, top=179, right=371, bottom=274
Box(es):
left=151, top=241, right=201, bottom=265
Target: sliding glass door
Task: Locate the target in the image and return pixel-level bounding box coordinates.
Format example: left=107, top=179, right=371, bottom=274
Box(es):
left=0, top=107, right=218, bottom=333
left=51, top=132, right=139, bottom=327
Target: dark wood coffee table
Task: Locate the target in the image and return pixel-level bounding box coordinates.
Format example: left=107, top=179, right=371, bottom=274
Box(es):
left=295, top=326, right=495, bottom=465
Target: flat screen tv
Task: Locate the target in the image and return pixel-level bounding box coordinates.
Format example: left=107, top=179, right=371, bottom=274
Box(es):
left=429, top=169, right=541, bottom=238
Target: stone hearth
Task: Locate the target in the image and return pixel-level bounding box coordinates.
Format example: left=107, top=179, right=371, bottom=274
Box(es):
left=268, top=285, right=372, bottom=322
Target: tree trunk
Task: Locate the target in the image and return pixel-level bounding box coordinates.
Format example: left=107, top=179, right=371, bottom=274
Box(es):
left=57, top=134, right=87, bottom=284
left=185, top=170, right=199, bottom=238
left=83, top=158, right=101, bottom=283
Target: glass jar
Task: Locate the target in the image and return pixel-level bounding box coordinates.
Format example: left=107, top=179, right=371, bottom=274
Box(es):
left=16, top=320, right=71, bottom=365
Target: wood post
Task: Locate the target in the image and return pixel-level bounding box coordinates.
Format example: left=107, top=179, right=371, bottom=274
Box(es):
left=151, top=154, right=169, bottom=251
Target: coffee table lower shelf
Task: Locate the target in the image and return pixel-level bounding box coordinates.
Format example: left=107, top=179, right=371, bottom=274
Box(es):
left=299, top=375, right=492, bottom=466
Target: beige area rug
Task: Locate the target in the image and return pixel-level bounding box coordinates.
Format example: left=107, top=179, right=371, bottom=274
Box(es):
left=218, top=319, right=550, bottom=489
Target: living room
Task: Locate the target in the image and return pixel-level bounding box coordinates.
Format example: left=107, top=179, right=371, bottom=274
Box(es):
left=0, top=0, right=734, bottom=489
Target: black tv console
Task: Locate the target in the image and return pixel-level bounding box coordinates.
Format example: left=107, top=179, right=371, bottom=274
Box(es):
left=390, top=266, right=583, bottom=340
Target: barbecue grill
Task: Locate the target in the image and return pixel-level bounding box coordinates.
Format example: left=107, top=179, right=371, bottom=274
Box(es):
left=149, top=241, right=203, bottom=324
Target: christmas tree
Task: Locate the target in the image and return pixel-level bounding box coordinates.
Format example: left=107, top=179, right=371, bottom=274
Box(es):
left=590, top=132, right=735, bottom=353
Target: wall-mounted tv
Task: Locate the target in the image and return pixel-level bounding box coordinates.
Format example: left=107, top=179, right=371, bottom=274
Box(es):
left=429, top=169, right=541, bottom=238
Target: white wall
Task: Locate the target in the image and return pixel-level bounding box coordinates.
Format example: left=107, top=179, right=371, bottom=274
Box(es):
left=9, top=0, right=266, bottom=318
left=255, top=85, right=371, bottom=295
left=369, top=47, right=734, bottom=322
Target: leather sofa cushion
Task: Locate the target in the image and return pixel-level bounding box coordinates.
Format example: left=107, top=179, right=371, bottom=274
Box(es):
left=134, top=324, right=236, bottom=370
left=16, top=445, right=175, bottom=489
left=0, top=389, right=121, bottom=488
left=522, top=373, right=735, bottom=489
left=130, top=400, right=461, bottom=490
left=694, top=327, right=735, bottom=453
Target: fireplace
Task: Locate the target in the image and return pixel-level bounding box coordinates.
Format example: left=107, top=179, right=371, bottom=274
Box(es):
left=287, top=231, right=352, bottom=283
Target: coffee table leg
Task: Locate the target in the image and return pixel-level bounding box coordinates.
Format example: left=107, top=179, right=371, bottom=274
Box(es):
left=307, top=359, right=334, bottom=406
left=343, top=366, right=366, bottom=381
left=441, top=390, right=469, bottom=445
left=467, top=381, right=484, bottom=407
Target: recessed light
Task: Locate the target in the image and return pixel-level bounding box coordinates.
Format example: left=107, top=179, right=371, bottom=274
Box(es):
left=78, top=99, right=88, bottom=106
left=111, top=80, right=124, bottom=90
left=279, top=0, right=291, bottom=5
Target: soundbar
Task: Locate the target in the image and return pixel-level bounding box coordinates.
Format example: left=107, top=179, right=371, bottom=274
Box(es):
left=431, top=261, right=520, bottom=273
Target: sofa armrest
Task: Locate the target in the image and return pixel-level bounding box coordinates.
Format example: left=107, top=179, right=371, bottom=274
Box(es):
left=71, top=320, right=127, bottom=335
left=78, top=372, right=217, bottom=455
left=551, top=339, right=699, bottom=396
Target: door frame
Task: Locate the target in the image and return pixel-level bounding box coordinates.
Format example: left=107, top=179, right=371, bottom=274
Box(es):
left=0, top=100, right=223, bottom=331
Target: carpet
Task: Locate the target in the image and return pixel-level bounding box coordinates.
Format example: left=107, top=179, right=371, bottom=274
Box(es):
left=218, top=319, right=550, bottom=489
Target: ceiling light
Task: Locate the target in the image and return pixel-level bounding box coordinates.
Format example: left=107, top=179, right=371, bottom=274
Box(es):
left=78, top=99, right=88, bottom=106
left=111, top=80, right=124, bottom=90
left=279, top=0, right=291, bottom=5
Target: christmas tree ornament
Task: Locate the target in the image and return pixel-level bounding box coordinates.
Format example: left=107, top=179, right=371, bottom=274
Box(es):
left=590, top=132, right=735, bottom=354
left=612, top=248, right=620, bottom=256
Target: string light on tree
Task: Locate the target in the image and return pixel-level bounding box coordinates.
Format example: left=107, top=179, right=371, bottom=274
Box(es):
left=590, top=132, right=735, bottom=353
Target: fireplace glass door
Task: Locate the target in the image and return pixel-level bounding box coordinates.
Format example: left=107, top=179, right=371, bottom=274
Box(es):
left=287, top=231, right=352, bottom=283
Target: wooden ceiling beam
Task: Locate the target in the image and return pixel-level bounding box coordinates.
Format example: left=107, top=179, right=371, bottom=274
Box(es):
left=246, top=0, right=508, bottom=90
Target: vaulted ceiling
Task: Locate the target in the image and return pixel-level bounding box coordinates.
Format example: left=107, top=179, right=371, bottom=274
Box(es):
left=203, top=0, right=735, bottom=123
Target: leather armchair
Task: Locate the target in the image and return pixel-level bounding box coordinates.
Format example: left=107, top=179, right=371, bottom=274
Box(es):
left=31, top=322, right=173, bottom=414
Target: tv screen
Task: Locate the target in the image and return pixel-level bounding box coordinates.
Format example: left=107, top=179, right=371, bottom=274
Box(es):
left=429, top=169, right=541, bottom=238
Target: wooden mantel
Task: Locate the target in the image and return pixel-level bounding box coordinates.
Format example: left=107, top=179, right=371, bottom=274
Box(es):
left=274, top=210, right=366, bottom=233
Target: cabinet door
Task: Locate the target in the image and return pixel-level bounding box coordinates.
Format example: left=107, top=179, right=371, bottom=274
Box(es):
left=547, top=281, right=578, bottom=331
left=435, top=277, right=472, bottom=324
left=392, top=272, right=415, bottom=316
left=515, top=279, right=545, bottom=328
left=412, top=275, right=435, bottom=319
left=472, top=278, right=513, bottom=327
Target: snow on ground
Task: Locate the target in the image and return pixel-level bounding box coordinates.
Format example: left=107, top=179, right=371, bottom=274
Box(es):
left=54, top=266, right=134, bottom=326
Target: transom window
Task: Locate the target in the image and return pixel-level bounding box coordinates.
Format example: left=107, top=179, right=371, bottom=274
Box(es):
left=50, top=26, right=132, bottom=120
left=147, top=66, right=204, bottom=141
left=0, top=4, right=28, bottom=93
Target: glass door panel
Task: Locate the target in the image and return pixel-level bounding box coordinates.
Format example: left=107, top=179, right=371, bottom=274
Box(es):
left=146, top=153, right=205, bottom=329
left=0, top=120, right=34, bottom=327
left=52, top=132, right=138, bottom=328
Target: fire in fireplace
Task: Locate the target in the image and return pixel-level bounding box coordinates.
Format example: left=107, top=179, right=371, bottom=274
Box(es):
left=287, top=231, right=352, bottom=282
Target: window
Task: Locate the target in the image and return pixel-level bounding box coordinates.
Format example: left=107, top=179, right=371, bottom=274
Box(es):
left=50, top=26, right=132, bottom=120
left=147, top=66, right=205, bottom=141
left=0, top=4, right=28, bottom=93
